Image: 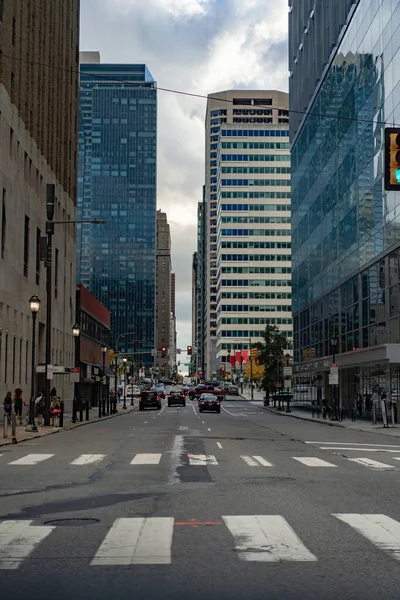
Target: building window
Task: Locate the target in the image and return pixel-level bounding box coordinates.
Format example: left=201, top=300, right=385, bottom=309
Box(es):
left=23, top=215, right=29, bottom=277
left=1, top=189, right=5, bottom=258
left=55, top=248, right=59, bottom=298
left=36, top=228, right=41, bottom=284
left=12, top=17, right=16, bottom=47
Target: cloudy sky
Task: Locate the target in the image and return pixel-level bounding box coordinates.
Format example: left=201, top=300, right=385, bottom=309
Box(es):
left=80, top=0, right=289, bottom=359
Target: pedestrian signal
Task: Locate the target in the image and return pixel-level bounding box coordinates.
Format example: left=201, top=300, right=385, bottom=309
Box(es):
left=384, top=128, right=400, bottom=190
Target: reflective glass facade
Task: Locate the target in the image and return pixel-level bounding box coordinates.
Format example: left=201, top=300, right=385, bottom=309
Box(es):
left=77, top=62, right=157, bottom=365
left=291, top=0, right=400, bottom=408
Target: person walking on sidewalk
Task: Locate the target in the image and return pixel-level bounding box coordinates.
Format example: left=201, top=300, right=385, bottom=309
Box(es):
left=3, top=391, right=12, bottom=425
left=13, top=388, right=26, bottom=425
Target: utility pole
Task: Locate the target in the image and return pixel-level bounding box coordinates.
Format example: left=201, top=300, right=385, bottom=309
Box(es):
left=249, top=338, right=254, bottom=401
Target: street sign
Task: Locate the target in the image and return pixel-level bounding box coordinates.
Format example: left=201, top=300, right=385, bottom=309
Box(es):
left=329, top=374, right=338, bottom=385
left=47, top=365, right=53, bottom=380
left=283, top=366, right=292, bottom=376
left=330, top=365, right=338, bottom=376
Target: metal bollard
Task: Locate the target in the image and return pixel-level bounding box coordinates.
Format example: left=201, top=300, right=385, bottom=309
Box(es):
left=98, top=398, right=102, bottom=419
left=59, top=401, right=64, bottom=428
left=285, top=397, right=291, bottom=413
left=372, top=403, right=376, bottom=425
left=79, top=398, right=83, bottom=422
left=86, top=400, right=90, bottom=421
left=102, top=397, right=106, bottom=417
left=11, top=413, right=17, bottom=443
left=106, top=396, right=110, bottom=416
left=72, top=398, right=77, bottom=423
left=3, top=416, right=8, bottom=438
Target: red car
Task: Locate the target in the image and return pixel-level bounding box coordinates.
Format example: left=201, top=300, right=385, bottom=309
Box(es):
left=188, top=385, right=227, bottom=400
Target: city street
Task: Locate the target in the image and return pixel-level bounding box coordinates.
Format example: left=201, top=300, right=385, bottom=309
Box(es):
left=1, top=396, right=400, bottom=600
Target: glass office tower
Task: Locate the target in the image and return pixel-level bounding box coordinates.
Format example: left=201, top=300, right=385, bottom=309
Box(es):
left=290, top=2, right=400, bottom=410
left=77, top=54, right=157, bottom=367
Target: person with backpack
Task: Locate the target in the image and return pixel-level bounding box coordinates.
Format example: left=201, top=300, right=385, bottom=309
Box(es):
left=13, top=388, right=26, bottom=425
left=3, top=391, right=12, bottom=425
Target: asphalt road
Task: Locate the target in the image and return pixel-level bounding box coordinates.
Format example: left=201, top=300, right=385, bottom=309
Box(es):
left=1, top=395, right=400, bottom=600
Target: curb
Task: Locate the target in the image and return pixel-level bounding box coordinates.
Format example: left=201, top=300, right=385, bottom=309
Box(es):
left=0, top=406, right=136, bottom=447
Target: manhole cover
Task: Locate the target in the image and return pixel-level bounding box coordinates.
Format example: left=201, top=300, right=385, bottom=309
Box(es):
left=44, top=518, right=100, bottom=526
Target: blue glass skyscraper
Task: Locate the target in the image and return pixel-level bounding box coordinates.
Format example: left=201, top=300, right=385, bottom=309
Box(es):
left=77, top=53, right=157, bottom=366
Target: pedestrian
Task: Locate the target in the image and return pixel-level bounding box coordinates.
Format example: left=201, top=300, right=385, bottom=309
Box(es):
left=356, top=393, right=362, bottom=418
left=35, top=391, right=45, bottom=425
left=50, top=395, right=61, bottom=426
left=3, top=391, right=12, bottom=425
left=13, top=388, right=26, bottom=425
left=50, top=387, right=57, bottom=399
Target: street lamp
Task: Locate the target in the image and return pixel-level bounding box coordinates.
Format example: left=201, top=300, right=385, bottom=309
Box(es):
left=72, top=324, right=80, bottom=422
left=122, top=357, right=127, bottom=409
left=101, top=346, right=107, bottom=416
left=330, top=336, right=338, bottom=419
left=27, top=295, right=41, bottom=431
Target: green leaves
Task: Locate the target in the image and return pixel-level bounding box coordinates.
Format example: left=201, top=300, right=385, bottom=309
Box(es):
left=257, top=325, right=289, bottom=394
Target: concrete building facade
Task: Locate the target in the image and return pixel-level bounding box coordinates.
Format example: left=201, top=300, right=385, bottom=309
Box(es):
left=0, top=1, right=80, bottom=404
left=156, top=210, right=172, bottom=374
left=214, top=91, right=292, bottom=374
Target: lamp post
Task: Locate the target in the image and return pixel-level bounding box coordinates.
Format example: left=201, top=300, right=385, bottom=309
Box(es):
left=101, top=346, right=107, bottom=416
left=27, top=295, right=41, bottom=431
left=122, top=358, right=127, bottom=409
left=330, top=336, right=338, bottom=420
left=72, top=324, right=80, bottom=422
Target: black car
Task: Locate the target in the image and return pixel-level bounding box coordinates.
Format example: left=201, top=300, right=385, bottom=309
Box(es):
left=139, top=390, right=161, bottom=411
left=168, top=388, right=186, bottom=407
left=198, top=394, right=221, bottom=413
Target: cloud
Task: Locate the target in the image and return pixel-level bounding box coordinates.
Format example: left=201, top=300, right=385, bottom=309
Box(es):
left=80, top=0, right=289, bottom=350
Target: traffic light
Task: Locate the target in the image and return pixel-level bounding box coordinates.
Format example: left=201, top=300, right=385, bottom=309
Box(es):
left=161, top=347, right=166, bottom=357
left=178, top=360, right=180, bottom=366
left=384, top=128, right=400, bottom=190
left=187, top=346, right=192, bottom=355
left=250, top=346, right=259, bottom=364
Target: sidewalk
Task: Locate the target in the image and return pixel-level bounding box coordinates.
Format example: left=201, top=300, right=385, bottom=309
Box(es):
left=241, top=388, right=400, bottom=438
left=0, top=403, right=135, bottom=447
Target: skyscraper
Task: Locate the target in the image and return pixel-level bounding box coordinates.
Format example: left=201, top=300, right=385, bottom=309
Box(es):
left=156, top=210, right=171, bottom=373
left=0, top=1, right=79, bottom=402
left=204, top=90, right=291, bottom=379
left=77, top=53, right=157, bottom=368
left=290, top=1, right=400, bottom=410
left=214, top=91, right=291, bottom=374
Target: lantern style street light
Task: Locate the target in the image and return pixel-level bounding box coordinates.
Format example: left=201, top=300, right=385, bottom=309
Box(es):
left=28, top=295, right=41, bottom=431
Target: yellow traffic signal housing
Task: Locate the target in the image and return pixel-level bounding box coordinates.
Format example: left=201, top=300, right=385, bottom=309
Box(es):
left=187, top=346, right=192, bottom=355
left=384, top=128, right=400, bottom=190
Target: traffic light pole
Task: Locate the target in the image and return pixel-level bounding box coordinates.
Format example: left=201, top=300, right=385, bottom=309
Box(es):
left=249, top=337, right=254, bottom=401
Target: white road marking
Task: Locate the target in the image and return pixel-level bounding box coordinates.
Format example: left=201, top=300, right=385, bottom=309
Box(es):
left=188, top=454, right=218, bottom=466
left=217, top=442, right=223, bottom=449
left=221, top=406, right=238, bottom=417
left=191, top=403, right=198, bottom=416
left=156, top=405, right=166, bottom=417
left=0, top=520, right=55, bottom=569
left=223, top=515, right=317, bottom=563
left=91, top=517, right=174, bottom=566
left=202, top=421, right=205, bottom=424
left=348, top=458, right=394, bottom=470
left=333, top=514, right=400, bottom=561
left=71, top=454, right=106, bottom=466
left=392, top=457, right=400, bottom=461
left=169, top=435, right=185, bottom=485
left=9, top=454, right=54, bottom=465
left=131, top=453, right=162, bottom=465
left=320, top=448, right=400, bottom=452
left=144, top=421, right=148, bottom=424
left=240, top=456, right=259, bottom=467
left=305, top=442, right=400, bottom=447
left=292, top=457, right=337, bottom=467
left=207, top=428, right=211, bottom=431
left=252, top=456, right=273, bottom=467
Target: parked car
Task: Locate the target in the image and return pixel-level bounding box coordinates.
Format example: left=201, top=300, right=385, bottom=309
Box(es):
left=139, top=390, right=162, bottom=411
left=198, top=394, right=221, bottom=413
left=228, top=385, right=239, bottom=396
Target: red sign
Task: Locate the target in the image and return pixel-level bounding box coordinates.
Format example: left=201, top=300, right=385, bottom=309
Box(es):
left=71, top=367, right=80, bottom=374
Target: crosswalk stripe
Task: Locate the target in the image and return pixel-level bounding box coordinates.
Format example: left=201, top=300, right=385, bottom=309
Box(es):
left=8, top=454, right=54, bottom=465
left=91, top=518, right=174, bottom=566
left=0, top=520, right=55, bottom=569
left=392, top=457, right=400, bottom=461
left=188, top=454, right=218, bottom=466
left=348, top=458, right=394, bottom=470
left=333, top=514, right=400, bottom=561
left=223, top=515, right=317, bottom=562
left=293, top=457, right=337, bottom=467
left=130, top=453, right=162, bottom=465
left=305, top=442, right=400, bottom=447
left=70, top=454, right=106, bottom=465
left=252, top=456, right=273, bottom=467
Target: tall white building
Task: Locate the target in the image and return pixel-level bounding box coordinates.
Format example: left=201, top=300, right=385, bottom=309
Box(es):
left=211, top=91, right=292, bottom=373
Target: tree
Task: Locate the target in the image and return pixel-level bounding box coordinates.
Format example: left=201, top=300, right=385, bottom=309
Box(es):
left=243, top=361, right=264, bottom=381
left=256, top=325, right=289, bottom=405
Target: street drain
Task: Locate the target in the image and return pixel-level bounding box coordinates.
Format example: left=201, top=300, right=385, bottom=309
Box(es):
left=44, top=518, right=100, bottom=526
